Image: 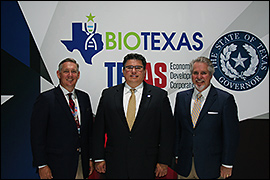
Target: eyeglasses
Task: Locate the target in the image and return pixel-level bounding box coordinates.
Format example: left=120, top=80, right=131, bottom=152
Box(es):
left=124, top=65, right=144, bottom=72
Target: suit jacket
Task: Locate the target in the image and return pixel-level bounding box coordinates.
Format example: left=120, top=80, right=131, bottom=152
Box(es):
left=92, top=81, right=175, bottom=179
left=174, top=85, right=239, bottom=179
left=30, top=85, right=93, bottom=179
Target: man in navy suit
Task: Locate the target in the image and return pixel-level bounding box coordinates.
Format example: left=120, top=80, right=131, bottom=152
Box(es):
left=93, top=53, right=175, bottom=179
left=174, top=56, right=239, bottom=179
left=30, top=58, right=94, bottom=179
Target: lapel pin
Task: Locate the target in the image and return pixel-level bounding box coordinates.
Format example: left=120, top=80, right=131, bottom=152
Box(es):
left=147, top=95, right=151, bottom=98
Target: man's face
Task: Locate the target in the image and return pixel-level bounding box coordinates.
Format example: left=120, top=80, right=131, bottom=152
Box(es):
left=192, top=62, right=212, bottom=92
left=57, top=62, right=80, bottom=92
left=123, top=59, right=145, bottom=88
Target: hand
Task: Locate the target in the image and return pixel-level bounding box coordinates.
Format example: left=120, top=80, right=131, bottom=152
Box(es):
left=220, top=165, right=232, bottom=179
left=155, top=163, right=168, bottom=177
left=38, top=165, right=53, bottom=179
left=95, top=161, right=106, bottom=173
left=89, top=160, right=94, bottom=176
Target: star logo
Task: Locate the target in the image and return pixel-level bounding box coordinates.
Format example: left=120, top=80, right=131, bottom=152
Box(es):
left=61, top=12, right=104, bottom=65
left=86, top=13, right=95, bottom=22
left=232, top=52, right=248, bottom=68
left=209, top=31, right=269, bottom=91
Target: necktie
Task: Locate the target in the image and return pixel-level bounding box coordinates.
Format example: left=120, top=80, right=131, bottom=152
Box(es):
left=126, top=89, right=136, bottom=130
left=191, top=93, right=202, bottom=128
left=68, top=93, right=80, bottom=129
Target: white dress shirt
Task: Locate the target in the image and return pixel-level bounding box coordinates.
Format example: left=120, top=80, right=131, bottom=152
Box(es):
left=123, top=82, right=143, bottom=118
left=190, top=84, right=211, bottom=114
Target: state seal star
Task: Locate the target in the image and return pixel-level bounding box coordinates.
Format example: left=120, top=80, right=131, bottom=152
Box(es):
left=232, top=52, right=248, bottom=68
left=86, top=13, right=95, bottom=22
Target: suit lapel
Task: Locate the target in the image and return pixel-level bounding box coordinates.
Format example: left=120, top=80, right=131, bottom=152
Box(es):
left=55, top=86, right=72, bottom=117
left=114, top=84, right=128, bottom=128
left=185, top=89, right=194, bottom=128
left=196, top=86, right=217, bottom=127
left=55, top=86, right=78, bottom=131
left=76, top=90, right=84, bottom=129
left=131, top=82, right=152, bottom=131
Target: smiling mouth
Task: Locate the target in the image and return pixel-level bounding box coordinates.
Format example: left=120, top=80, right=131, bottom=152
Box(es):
left=196, top=79, right=204, bottom=83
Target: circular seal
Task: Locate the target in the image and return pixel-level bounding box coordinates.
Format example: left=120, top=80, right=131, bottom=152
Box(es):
left=209, top=31, right=269, bottom=91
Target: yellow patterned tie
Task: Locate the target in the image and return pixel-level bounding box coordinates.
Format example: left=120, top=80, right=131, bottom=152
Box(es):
left=127, top=89, right=136, bottom=130
left=191, top=93, right=202, bottom=128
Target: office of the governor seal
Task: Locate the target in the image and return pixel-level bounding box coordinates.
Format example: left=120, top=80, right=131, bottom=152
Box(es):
left=209, top=31, right=268, bottom=91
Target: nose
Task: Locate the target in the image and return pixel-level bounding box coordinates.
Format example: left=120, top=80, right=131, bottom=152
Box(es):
left=67, top=71, right=73, bottom=76
left=131, top=67, right=137, bottom=73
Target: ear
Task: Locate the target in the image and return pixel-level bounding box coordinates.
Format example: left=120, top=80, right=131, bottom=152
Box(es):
left=57, top=70, right=60, bottom=79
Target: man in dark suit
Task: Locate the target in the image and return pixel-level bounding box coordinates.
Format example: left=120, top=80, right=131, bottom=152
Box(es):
left=92, top=53, right=175, bottom=179
left=30, top=58, right=94, bottom=179
left=173, top=56, right=240, bottom=179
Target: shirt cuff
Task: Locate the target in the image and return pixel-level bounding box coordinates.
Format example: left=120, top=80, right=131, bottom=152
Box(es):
left=38, top=165, right=47, bottom=168
left=222, top=164, right=233, bottom=168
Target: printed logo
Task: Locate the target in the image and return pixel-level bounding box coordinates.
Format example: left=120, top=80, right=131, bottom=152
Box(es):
left=61, top=13, right=104, bottom=65
left=210, top=31, right=268, bottom=91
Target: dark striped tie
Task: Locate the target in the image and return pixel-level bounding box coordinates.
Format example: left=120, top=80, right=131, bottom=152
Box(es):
left=68, top=93, right=80, bottom=129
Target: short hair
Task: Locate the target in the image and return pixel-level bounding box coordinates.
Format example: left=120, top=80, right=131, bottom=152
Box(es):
left=122, top=53, right=147, bottom=69
left=58, top=58, right=79, bottom=72
left=190, top=56, right=215, bottom=76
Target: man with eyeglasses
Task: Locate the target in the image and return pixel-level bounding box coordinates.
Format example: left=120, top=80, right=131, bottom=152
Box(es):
left=92, top=53, right=175, bottom=179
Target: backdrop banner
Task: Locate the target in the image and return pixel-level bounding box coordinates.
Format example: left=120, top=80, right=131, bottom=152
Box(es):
left=17, top=1, right=270, bottom=120
left=1, top=1, right=269, bottom=179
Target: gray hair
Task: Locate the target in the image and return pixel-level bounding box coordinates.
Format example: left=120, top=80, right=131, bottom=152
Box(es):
left=190, top=56, right=215, bottom=76
left=58, top=58, right=79, bottom=72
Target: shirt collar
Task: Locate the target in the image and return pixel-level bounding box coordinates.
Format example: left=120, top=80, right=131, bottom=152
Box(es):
left=59, top=85, right=76, bottom=97
left=124, top=82, right=143, bottom=94
left=193, top=84, right=211, bottom=99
